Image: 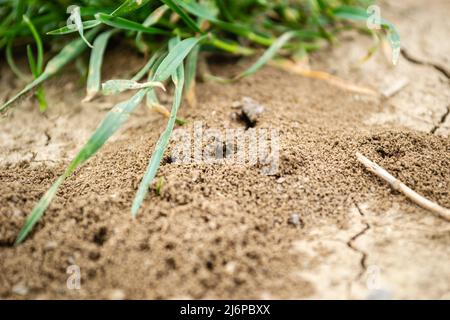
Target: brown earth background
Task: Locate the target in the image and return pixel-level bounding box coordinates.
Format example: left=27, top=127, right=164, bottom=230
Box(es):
left=0, top=0, right=449, bottom=299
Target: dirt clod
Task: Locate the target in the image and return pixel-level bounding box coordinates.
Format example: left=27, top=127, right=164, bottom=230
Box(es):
left=232, top=96, right=265, bottom=128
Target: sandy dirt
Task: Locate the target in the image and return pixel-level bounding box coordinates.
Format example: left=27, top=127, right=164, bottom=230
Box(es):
left=0, top=0, right=449, bottom=299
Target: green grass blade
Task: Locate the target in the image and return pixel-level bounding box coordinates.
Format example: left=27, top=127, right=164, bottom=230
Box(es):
left=35, top=87, right=47, bottom=112
left=177, top=0, right=273, bottom=46
left=111, top=0, right=152, bottom=16
left=47, top=20, right=100, bottom=35
left=102, top=79, right=165, bottom=95
left=26, top=45, right=37, bottom=76
left=23, top=15, right=43, bottom=73
left=131, top=56, right=185, bottom=217
left=15, top=89, right=147, bottom=244
left=205, top=31, right=298, bottom=83
left=161, top=0, right=202, bottom=33
left=0, top=28, right=99, bottom=114
left=15, top=176, right=65, bottom=245
left=95, top=13, right=170, bottom=36
left=153, top=36, right=205, bottom=82
left=145, top=52, right=167, bottom=107
left=234, top=31, right=297, bottom=80
left=155, top=177, right=164, bottom=196
left=24, top=14, right=47, bottom=111
left=332, top=6, right=369, bottom=22
left=206, top=36, right=254, bottom=56
left=214, top=0, right=234, bottom=21
left=84, top=30, right=115, bottom=101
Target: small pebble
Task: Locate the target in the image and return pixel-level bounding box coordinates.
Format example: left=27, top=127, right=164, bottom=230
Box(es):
left=225, top=262, right=237, bottom=274
left=44, top=241, right=58, bottom=250
left=12, top=282, right=28, bottom=296
left=288, top=213, right=302, bottom=227
left=276, top=177, right=286, bottom=184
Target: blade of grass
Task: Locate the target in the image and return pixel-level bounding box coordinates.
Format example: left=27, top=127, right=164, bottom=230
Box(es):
left=84, top=30, right=115, bottom=102
left=0, top=28, right=100, bottom=114
left=47, top=20, right=100, bottom=36
left=145, top=43, right=186, bottom=124
left=234, top=31, right=297, bottom=80
left=176, top=0, right=273, bottom=46
left=34, top=87, right=47, bottom=111
left=111, top=0, right=152, bottom=16
left=153, top=36, right=206, bottom=82
left=26, top=45, right=37, bottom=76
left=214, top=0, right=234, bottom=21
left=48, top=0, right=152, bottom=37
left=131, top=47, right=185, bottom=217
left=95, top=13, right=170, bottom=36
left=206, top=35, right=254, bottom=56
left=155, top=177, right=164, bottom=196
left=47, top=0, right=151, bottom=36
left=161, top=0, right=202, bottom=33
left=23, top=15, right=43, bottom=74
left=205, top=31, right=298, bottom=83
left=24, top=14, right=47, bottom=111
left=15, top=176, right=65, bottom=245
left=102, top=79, right=165, bottom=95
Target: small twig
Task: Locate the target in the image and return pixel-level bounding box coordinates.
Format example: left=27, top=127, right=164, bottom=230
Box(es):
left=356, top=152, right=450, bottom=221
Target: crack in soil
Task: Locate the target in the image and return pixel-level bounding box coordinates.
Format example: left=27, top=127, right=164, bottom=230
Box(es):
left=430, top=105, right=450, bottom=134
left=44, top=130, right=51, bottom=146
left=347, top=224, right=370, bottom=277
left=401, top=49, right=450, bottom=79
left=347, top=204, right=371, bottom=279
left=346, top=203, right=371, bottom=298
left=400, top=49, right=450, bottom=135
